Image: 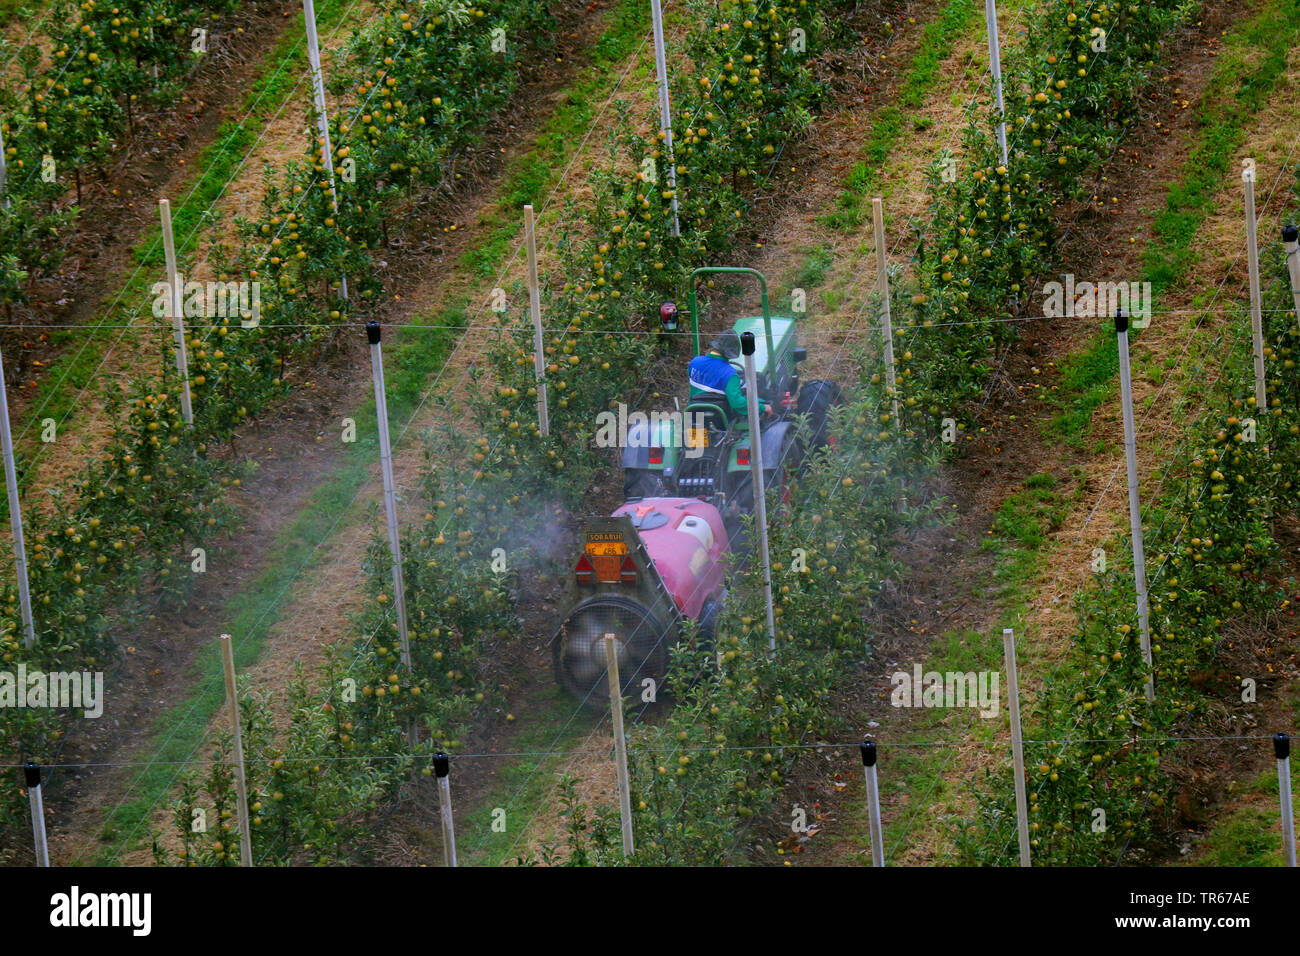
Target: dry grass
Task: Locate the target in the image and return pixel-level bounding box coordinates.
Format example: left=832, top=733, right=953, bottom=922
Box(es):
left=807, top=0, right=1026, bottom=354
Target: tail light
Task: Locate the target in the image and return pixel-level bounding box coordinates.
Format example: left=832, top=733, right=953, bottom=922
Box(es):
left=659, top=301, right=679, bottom=332
left=737, top=446, right=750, bottom=466
left=619, top=555, right=637, bottom=585
left=649, top=446, right=664, bottom=465
left=575, top=554, right=595, bottom=586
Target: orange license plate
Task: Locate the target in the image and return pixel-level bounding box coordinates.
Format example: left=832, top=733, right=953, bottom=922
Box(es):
left=585, top=533, right=627, bottom=557
left=686, top=428, right=709, bottom=449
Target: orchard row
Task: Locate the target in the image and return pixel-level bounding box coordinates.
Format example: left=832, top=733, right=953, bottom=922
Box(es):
left=1, top=0, right=247, bottom=305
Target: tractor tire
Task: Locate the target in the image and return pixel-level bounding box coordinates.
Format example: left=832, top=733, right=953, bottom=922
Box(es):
left=768, top=427, right=801, bottom=515
left=697, top=598, right=722, bottom=649
left=796, top=380, right=843, bottom=457
left=623, top=468, right=660, bottom=501
left=728, top=472, right=754, bottom=520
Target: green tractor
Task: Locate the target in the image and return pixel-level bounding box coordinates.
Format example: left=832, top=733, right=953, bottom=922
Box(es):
left=621, top=267, right=842, bottom=535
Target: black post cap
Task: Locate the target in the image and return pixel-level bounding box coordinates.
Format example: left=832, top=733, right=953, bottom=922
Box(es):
left=860, top=738, right=877, bottom=767
left=1114, top=307, right=1128, bottom=334
left=365, top=320, right=382, bottom=345
left=1283, top=224, right=1299, bottom=243
left=740, top=330, right=756, bottom=356
left=1275, top=733, right=1291, bottom=760
left=23, top=762, right=40, bottom=788
left=433, top=751, right=450, bottom=778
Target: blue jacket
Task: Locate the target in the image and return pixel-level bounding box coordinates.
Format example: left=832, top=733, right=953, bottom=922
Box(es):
left=689, top=352, right=766, bottom=416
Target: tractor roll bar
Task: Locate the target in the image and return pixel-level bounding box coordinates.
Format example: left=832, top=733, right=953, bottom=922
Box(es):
left=687, top=267, right=774, bottom=361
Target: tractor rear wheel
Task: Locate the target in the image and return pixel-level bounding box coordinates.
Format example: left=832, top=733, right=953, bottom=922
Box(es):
left=796, top=380, right=843, bottom=458
left=729, top=427, right=799, bottom=517
left=768, top=427, right=800, bottom=514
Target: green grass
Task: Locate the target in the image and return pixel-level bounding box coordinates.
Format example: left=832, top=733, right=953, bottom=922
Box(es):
left=455, top=690, right=597, bottom=867
left=779, top=244, right=835, bottom=311
left=980, top=469, right=1081, bottom=599
left=1192, top=805, right=1284, bottom=866
left=1188, top=767, right=1295, bottom=866
left=1044, top=321, right=1119, bottom=446
left=1046, top=0, right=1300, bottom=447
left=821, top=0, right=981, bottom=231
left=835, top=625, right=1005, bottom=864
left=86, top=0, right=654, bottom=864
left=792, top=245, right=834, bottom=288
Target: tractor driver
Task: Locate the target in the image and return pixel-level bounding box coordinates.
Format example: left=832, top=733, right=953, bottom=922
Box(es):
left=688, top=330, right=771, bottom=423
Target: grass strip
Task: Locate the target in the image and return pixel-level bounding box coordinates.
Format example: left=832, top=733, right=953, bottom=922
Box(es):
left=822, top=0, right=981, bottom=231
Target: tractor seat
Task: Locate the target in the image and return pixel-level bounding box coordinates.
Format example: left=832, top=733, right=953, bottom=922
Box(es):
left=684, top=401, right=732, bottom=435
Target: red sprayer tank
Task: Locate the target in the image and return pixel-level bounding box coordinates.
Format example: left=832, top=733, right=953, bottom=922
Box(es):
left=553, top=498, right=730, bottom=708
left=609, top=497, right=729, bottom=617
